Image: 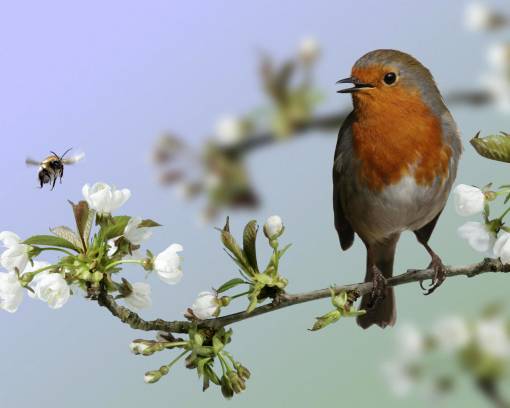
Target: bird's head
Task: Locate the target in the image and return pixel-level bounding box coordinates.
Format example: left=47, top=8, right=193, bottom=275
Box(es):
left=337, top=49, right=444, bottom=114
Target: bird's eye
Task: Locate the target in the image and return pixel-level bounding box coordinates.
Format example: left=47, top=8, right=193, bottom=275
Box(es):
left=383, top=72, right=397, bottom=85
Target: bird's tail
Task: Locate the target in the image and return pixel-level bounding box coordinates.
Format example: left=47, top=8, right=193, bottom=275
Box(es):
left=357, top=238, right=398, bottom=329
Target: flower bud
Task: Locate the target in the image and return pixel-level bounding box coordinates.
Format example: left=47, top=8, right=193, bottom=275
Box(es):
left=78, top=269, right=92, bottom=281
left=153, top=244, right=183, bottom=284
left=220, top=375, right=234, bottom=399
left=219, top=296, right=231, bottom=307
left=191, top=291, right=221, bottom=320
left=142, top=342, right=166, bottom=356
left=193, top=332, right=204, bottom=346
left=91, top=271, right=103, bottom=283
left=493, top=232, right=510, bottom=264
left=144, top=370, right=162, bottom=384
left=331, top=290, right=348, bottom=309
left=298, top=37, right=320, bottom=64
left=453, top=184, right=485, bottom=216
left=129, top=340, right=153, bottom=355
left=263, top=215, right=284, bottom=240
left=215, top=116, right=247, bottom=147
left=235, top=363, right=251, bottom=380
left=82, top=182, right=131, bottom=216
left=142, top=258, right=153, bottom=271
left=227, top=371, right=246, bottom=394
left=484, top=191, right=497, bottom=202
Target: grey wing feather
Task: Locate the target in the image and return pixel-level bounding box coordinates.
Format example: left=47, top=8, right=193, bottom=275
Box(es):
left=333, top=112, right=355, bottom=251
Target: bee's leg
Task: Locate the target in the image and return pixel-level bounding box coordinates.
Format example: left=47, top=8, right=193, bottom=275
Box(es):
left=51, top=176, right=57, bottom=190
left=59, top=168, right=63, bottom=183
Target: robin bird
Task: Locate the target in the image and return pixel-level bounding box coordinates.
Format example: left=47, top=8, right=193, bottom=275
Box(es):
left=333, top=50, right=462, bottom=329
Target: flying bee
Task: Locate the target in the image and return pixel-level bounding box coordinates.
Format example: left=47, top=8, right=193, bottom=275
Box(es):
left=26, top=148, right=84, bottom=190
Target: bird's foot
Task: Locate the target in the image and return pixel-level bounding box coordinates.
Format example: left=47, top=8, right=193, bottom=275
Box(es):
left=367, top=266, right=387, bottom=309
left=420, top=254, right=446, bottom=296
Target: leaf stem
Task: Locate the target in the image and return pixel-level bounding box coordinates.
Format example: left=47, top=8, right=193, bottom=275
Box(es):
left=499, top=206, right=510, bottom=222
left=166, top=349, right=188, bottom=370
left=230, top=290, right=251, bottom=300
left=217, top=352, right=232, bottom=373
left=164, top=341, right=189, bottom=349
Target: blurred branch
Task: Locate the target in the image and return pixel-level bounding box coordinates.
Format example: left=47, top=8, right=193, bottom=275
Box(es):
left=224, top=89, right=493, bottom=156
left=477, top=378, right=510, bottom=408
left=223, top=110, right=348, bottom=155
left=98, top=258, right=510, bottom=334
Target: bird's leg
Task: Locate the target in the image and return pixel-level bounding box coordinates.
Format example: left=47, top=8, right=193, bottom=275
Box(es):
left=366, top=247, right=387, bottom=308
left=418, top=240, right=446, bottom=296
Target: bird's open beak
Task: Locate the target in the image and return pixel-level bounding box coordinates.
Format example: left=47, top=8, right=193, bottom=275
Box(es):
left=336, top=77, right=374, bottom=93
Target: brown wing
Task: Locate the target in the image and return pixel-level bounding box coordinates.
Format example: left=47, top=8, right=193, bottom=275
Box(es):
left=333, top=112, right=355, bottom=251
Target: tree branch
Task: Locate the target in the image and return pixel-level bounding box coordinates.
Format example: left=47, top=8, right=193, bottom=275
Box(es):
left=98, top=258, right=510, bottom=334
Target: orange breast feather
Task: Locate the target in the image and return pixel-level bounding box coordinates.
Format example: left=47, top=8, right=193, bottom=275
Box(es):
left=351, top=86, right=451, bottom=192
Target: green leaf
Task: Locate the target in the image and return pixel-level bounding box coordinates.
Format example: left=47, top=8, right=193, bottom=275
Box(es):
left=50, top=226, right=84, bottom=251
left=278, top=243, right=292, bottom=258
left=205, top=365, right=221, bottom=385
left=23, top=235, right=78, bottom=251
left=470, top=132, right=510, bottom=163
left=197, top=358, right=211, bottom=378
left=246, top=285, right=262, bottom=313
left=242, top=220, right=258, bottom=272
left=246, top=295, right=259, bottom=313
left=100, top=216, right=131, bottom=241
left=138, top=219, right=162, bottom=228
left=309, top=310, right=341, bottom=332
left=343, top=308, right=366, bottom=318
left=220, top=218, right=251, bottom=274
left=216, top=278, right=246, bottom=293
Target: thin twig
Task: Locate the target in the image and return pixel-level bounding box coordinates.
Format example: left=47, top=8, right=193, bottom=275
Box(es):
left=97, top=258, right=509, bottom=334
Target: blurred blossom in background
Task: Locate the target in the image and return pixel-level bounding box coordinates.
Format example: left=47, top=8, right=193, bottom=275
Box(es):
left=1, top=1, right=510, bottom=407
left=384, top=307, right=510, bottom=406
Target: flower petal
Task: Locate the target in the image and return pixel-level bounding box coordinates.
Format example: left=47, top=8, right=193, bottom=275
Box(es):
left=0, top=231, right=21, bottom=248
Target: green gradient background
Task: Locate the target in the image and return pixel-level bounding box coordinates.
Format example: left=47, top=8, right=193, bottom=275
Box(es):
left=0, top=1, right=509, bottom=407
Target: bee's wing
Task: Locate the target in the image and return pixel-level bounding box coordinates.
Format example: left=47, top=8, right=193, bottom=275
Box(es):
left=25, top=158, right=41, bottom=166
left=62, top=152, right=85, bottom=165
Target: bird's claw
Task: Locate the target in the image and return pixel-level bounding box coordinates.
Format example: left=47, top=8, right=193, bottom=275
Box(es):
left=367, top=266, right=387, bottom=309
left=422, top=255, right=446, bottom=296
